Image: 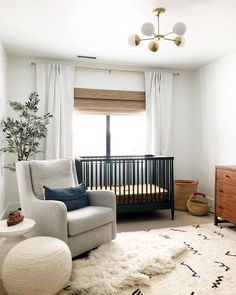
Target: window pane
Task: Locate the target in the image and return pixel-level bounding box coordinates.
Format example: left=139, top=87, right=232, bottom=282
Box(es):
left=110, top=114, right=146, bottom=156
left=73, top=114, right=106, bottom=156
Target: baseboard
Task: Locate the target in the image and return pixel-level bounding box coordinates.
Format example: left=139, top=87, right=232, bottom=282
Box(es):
left=0, top=202, right=21, bottom=220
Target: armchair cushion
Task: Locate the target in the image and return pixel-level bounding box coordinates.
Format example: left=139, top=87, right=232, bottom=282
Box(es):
left=67, top=206, right=113, bottom=236
left=44, top=183, right=89, bottom=212
left=30, top=159, right=75, bottom=199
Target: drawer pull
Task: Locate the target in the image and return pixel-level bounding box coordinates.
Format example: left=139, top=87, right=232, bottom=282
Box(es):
left=225, top=174, right=230, bottom=178
left=219, top=206, right=223, bottom=209
left=219, top=189, right=224, bottom=193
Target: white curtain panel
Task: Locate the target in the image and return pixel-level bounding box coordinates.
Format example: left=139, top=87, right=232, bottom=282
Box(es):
left=145, top=72, right=173, bottom=156
left=36, top=63, right=74, bottom=159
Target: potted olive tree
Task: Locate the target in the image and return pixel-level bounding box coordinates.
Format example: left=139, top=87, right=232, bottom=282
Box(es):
left=0, top=92, right=53, bottom=171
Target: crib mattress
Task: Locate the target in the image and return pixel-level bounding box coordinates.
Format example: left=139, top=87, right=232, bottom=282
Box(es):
left=89, top=184, right=169, bottom=205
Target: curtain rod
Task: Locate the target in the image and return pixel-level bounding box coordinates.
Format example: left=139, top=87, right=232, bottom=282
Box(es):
left=30, top=62, right=180, bottom=76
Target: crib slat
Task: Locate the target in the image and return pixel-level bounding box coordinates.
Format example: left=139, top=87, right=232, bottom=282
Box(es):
left=158, top=160, right=161, bottom=200
left=141, top=158, right=144, bottom=199
left=110, top=160, right=112, bottom=190
left=145, top=158, right=147, bottom=204
left=91, top=160, right=93, bottom=190
left=149, top=159, right=152, bottom=203
left=170, top=159, right=174, bottom=220
left=167, top=159, right=170, bottom=198
left=137, top=159, right=139, bottom=202
left=119, top=160, right=121, bottom=198
left=127, top=160, right=130, bottom=203
left=154, top=159, right=157, bottom=203
left=86, top=162, right=89, bottom=189
left=132, top=159, right=135, bottom=203
left=123, top=159, right=126, bottom=204
left=99, top=160, right=101, bottom=189
left=163, top=159, right=166, bottom=195
left=114, top=160, right=116, bottom=195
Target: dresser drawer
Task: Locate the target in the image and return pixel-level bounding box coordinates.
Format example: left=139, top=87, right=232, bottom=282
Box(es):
left=216, top=206, right=236, bottom=223
left=216, top=182, right=236, bottom=198
left=216, top=182, right=236, bottom=223
left=216, top=168, right=236, bottom=185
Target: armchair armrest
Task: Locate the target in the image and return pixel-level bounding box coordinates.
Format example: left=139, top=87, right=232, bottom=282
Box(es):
left=88, top=190, right=116, bottom=209
left=87, top=190, right=116, bottom=239
left=23, top=196, right=68, bottom=242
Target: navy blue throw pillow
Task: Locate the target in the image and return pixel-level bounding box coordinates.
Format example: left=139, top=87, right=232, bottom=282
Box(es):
left=44, top=183, right=89, bottom=212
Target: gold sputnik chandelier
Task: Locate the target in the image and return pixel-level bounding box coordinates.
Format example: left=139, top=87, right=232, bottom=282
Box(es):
left=128, top=7, right=187, bottom=52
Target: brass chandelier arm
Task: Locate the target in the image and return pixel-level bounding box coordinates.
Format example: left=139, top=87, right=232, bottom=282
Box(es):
left=164, top=37, right=175, bottom=42
left=157, top=14, right=160, bottom=35
left=164, top=32, right=173, bottom=37
left=140, top=37, right=155, bottom=41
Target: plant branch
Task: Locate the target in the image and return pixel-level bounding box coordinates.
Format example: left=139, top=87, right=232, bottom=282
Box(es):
left=0, top=92, right=53, bottom=171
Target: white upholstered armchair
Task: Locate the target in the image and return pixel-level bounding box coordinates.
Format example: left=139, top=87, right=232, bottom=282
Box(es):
left=16, top=158, right=116, bottom=257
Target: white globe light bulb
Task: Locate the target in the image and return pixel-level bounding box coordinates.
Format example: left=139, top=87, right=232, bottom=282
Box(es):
left=173, top=22, right=187, bottom=36
left=128, top=34, right=140, bottom=46
left=141, top=22, right=155, bottom=36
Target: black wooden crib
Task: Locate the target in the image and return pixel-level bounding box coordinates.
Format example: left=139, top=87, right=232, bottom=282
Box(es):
left=75, top=155, right=174, bottom=219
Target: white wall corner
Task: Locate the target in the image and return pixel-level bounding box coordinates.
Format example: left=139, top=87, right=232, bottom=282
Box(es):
left=206, top=196, right=215, bottom=213
left=0, top=40, right=8, bottom=216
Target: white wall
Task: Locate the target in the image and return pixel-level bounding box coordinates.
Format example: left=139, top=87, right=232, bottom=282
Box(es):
left=0, top=41, right=7, bottom=215
left=193, top=51, right=236, bottom=200
left=5, top=57, right=36, bottom=205
left=5, top=57, right=197, bottom=205
left=75, top=68, right=145, bottom=91
left=172, top=72, right=198, bottom=180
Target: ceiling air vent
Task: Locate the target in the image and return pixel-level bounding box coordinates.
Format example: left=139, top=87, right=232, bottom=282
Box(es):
left=77, top=55, right=97, bottom=59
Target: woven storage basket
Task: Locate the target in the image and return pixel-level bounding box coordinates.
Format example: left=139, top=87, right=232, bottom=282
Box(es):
left=187, top=193, right=210, bottom=216
left=174, top=180, right=198, bottom=211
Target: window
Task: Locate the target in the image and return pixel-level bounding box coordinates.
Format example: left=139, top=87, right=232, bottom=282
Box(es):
left=73, top=87, right=146, bottom=157
left=73, top=114, right=106, bottom=156
left=110, top=115, right=145, bottom=155
left=73, top=113, right=146, bottom=157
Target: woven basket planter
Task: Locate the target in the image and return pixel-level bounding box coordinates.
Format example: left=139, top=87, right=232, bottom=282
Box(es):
left=187, top=193, right=210, bottom=216
left=174, top=180, right=198, bottom=211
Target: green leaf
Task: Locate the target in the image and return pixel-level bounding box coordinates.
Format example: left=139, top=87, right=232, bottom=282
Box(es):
left=1, top=91, right=53, bottom=170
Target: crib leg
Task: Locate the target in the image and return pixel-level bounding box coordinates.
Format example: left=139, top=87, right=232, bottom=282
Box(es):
left=171, top=208, right=175, bottom=220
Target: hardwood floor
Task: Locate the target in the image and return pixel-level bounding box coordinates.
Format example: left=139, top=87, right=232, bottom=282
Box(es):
left=117, top=209, right=213, bottom=232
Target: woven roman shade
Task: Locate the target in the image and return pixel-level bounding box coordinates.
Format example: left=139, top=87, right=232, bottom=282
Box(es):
left=74, top=88, right=145, bottom=114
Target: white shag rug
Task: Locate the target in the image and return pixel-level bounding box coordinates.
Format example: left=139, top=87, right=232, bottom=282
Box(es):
left=61, top=229, right=186, bottom=295
left=61, top=223, right=236, bottom=295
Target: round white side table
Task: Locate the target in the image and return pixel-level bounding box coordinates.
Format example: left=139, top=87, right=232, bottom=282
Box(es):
left=0, top=218, right=35, bottom=278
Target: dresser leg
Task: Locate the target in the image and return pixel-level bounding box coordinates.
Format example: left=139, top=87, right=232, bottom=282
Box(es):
left=214, top=214, right=218, bottom=226
left=171, top=208, right=174, bottom=220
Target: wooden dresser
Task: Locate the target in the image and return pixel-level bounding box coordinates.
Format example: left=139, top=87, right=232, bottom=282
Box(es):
left=215, top=165, right=236, bottom=225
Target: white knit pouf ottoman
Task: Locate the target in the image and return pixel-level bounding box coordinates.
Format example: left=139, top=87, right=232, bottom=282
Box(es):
left=2, top=236, right=72, bottom=295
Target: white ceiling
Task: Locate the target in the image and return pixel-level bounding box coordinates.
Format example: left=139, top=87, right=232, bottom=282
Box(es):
left=1, top=0, right=236, bottom=70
